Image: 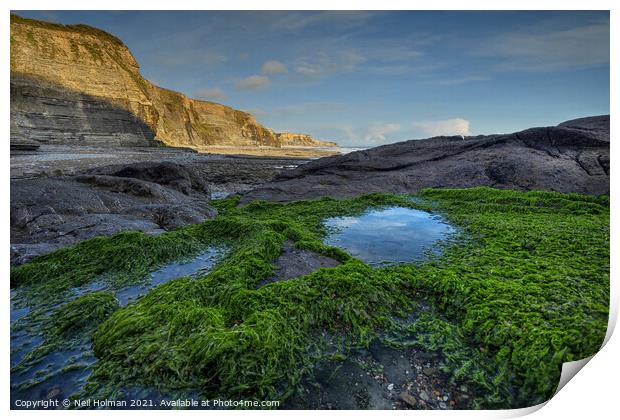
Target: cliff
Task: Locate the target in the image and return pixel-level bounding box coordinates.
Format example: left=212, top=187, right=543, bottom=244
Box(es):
left=10, top=15, right=335, bottom=149
left=276, top=132, right=338, bottom=147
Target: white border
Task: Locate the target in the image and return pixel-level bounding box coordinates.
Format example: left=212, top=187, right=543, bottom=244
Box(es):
left=2, top=1, right=616, bottom=419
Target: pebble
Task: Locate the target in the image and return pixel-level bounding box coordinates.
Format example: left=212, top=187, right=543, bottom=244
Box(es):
left=439, top=402, right=447, bottom=409
left=46, top=385, right=61, bottom=399
left=443, top=396, right=448, bottom=401
left=398, top=392, right=418, bottom=407
left=423, top=367, right=438, bottom=376
left=387, top=383, right=394, bottom=391
left=419, top=390, right=429, bottom=401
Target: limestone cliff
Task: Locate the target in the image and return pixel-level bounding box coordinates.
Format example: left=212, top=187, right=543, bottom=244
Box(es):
left=10, top=15, right=335, bottom=149
left=276, top=132, right=338, bottom=147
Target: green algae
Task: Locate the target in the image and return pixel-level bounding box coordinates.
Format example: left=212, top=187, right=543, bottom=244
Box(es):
left=51, top=292, right=119, bottom=339
left=10, top=188, right=609, bottom=408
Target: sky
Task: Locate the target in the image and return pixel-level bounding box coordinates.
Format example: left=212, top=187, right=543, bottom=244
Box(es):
left=14, top=11, right=610, bottom=147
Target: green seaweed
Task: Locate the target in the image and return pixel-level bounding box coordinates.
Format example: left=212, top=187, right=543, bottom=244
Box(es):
left=51, top=292, right=119, bottom=339
left=11, top=188, right=609, bottom=408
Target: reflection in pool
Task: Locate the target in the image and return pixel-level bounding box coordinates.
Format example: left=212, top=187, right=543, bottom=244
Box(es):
left=10, top=246, right=227, bottom=407
left=116, top=247, right=227, bottom=305
left=324, top=207, right=455, bottom=266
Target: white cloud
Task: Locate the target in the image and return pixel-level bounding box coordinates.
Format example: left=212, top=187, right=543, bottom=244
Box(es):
left=430, top=76, right=490, bottom=86
left=294, top=51, right=366, bottom=79
left=413, top=118, right=470, bottom=137
left=363, top=123, right=401, bottom=143
left=325, top=123, right=401, bottom=145
left=261, top=60, right=288, bottom=75
left=235, top=75, right=271, bottom=90
left=479, top=22, right=609, bottom=72
left=272, top=11, right=375, bottom=31
left=155, top=50, right=227, bottom=68
left=195, top=87, right=227, bottom=102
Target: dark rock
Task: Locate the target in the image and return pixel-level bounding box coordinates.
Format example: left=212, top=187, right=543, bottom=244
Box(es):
left=10, top=243, right=58, bottom=266
left=10, top=161, right=216, bottom=265
left=368, top=341, right=413, bottom=386
left=241, top=116, right=610, bottom=203
left=86, top=161, right=211, bottom=196
left=259, top=240, right=340, bottom=286
left=10, top=138, right=40, bottom=151
left=283, top=356, right=394, bottom=409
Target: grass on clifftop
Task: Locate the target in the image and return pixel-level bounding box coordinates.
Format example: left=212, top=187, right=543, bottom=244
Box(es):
left=11, top=14, right=126, bottom=47
left=10, top=188, right=609, bottom=408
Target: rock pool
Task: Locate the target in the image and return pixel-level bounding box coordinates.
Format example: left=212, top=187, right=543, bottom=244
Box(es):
left=324, top=207, right=455, bottom=266
left=10, top=246, right=227, bottom=407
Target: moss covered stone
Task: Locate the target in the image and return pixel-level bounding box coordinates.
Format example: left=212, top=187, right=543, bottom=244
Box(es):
left=51, top=292, right=119, bottom=338
left=11, top=188, right=609, bottom=408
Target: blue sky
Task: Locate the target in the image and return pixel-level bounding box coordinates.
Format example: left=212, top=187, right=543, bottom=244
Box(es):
left=15, top=11, right=610, bottom=146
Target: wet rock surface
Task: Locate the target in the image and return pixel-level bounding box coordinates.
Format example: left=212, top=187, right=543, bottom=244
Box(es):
left=284, top=340, right=470, bottom=410
left=242, top=115, right=610, bottom=203
left=259, top=241, right=340, bottom=286
left=11, top=148, right=308, bottom=265
left=10, top=160, right=216, bottom=265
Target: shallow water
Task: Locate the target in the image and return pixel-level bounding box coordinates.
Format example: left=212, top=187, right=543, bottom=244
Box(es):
left=324, top=207, right=455, bottom=266
left=116, top=247, right=226, bottom=305
left=210, top=191, right=231, bottom=200
left=10, top=246, right=227, bottom=408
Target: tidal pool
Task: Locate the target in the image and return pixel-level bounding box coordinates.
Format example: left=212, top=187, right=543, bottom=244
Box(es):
left=116, top=247, right=227, bottom=305
left=10, top=246, right=228, bottom=408
left=324, top=207, right=455, bottom=266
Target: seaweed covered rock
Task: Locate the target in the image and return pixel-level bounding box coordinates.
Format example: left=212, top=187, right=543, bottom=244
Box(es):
left=9, top=189, right=600, bottom=408
left=51, top=292, right=119, bottom=338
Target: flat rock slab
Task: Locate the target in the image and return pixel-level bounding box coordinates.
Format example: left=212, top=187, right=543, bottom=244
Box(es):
left=242, top=115, right=610, bottom=203
left=259, top=241, right=340, bottom=286
left=10, top=150, right=310, bottom=265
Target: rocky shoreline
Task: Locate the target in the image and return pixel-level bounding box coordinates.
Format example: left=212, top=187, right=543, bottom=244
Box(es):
left=10, top=115, right=610, bottom=265
left=10, top=146, right=309, bottom=265
left=242, top=115, right=610, bottom=203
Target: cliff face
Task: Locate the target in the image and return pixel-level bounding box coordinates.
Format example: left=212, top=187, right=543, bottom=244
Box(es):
left=276, top=132, right=338, bottom=147
left=11, top=74, right=158, bottom=147
left=10, top=15, right=333, bottom=149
